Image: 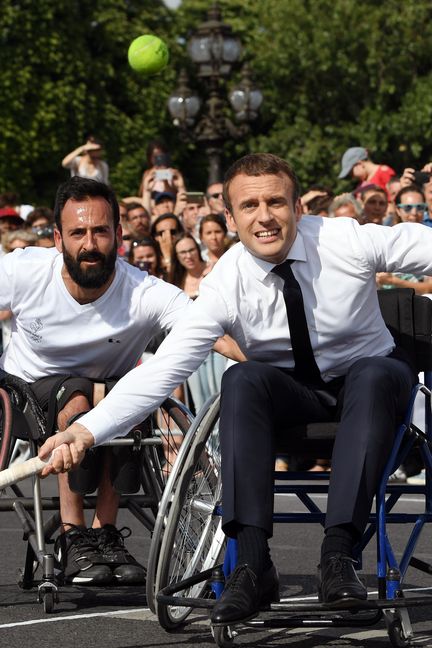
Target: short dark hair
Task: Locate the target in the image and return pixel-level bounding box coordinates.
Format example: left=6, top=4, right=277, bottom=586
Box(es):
left=26, top=206, right=54, bottom=227
left=223, top=153, right=301, bottom=214
left=394, top=184, right=425, bottom=205
left=54, top=176, right=120, bottom=233
left=125, top=202, right=150, bottom=218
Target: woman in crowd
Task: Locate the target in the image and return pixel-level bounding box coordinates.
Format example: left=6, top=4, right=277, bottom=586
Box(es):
left=62, top=135, right=109, bottom=184
left=172, top=233, right=208, bottom=299
left=128, top=238, right=165, bottom=279
left=199, top=214, right=229, bottom=267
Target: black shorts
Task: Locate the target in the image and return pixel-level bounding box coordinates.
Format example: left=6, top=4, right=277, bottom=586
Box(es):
left=29, top=375, right=142, bottom=495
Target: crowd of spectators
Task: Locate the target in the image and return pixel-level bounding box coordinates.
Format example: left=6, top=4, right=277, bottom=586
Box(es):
left=2, top=140, right=432, bottom=421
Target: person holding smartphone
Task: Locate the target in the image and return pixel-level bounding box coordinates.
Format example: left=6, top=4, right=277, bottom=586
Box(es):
left=139, top=140, right=185, bottom=212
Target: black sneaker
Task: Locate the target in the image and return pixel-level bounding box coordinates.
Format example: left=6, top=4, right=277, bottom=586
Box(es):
left=92, top=524, right=147, bottom=585
left=54, top=525, right=112, bottom=586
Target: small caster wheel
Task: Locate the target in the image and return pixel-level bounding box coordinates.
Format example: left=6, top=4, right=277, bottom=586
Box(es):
left=212, top=624, right=236, bottom=647
left=385, top=610, right=412, bottom=647
left=43, top=591, right=55, bottom=614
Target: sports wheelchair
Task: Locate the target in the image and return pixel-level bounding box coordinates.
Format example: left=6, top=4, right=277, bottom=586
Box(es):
left=152, top=288, right=432, bottom=647
left=0, top=373, right=193, bottom=613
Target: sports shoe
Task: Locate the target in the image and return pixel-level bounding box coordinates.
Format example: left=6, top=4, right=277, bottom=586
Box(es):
left=55, top=525, right=112, bottom=585
left=92, top=524, right=147, bottom=585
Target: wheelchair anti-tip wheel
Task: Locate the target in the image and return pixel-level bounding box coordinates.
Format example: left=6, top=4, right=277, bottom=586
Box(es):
left=155, top=395, right=225, bottom=630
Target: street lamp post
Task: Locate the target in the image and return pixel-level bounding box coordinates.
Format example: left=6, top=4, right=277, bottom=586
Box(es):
left=168, top=2, right=263, bottom=185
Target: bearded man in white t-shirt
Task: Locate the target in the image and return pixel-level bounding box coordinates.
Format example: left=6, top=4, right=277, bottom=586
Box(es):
left=0, top=176, right=191, bottom=586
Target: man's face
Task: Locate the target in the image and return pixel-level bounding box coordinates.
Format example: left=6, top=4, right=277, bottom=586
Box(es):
left=55, top=196, right=121, bottom=289
left=207, top=183, right=224, bottom=213
left=225, top=173, right=302, bottom=265
left=127, top=207, right=151, bottom=237
left=361, top=190, right=388, bottom=224
left=182, top=203, right=200, bottom=233
left=396, top=190, right=426, bottom=223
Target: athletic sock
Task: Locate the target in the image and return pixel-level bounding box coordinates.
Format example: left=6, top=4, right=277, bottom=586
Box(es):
left=321, top=523, right=360, bottom=563
left=236, top=525, right=272, bottom=578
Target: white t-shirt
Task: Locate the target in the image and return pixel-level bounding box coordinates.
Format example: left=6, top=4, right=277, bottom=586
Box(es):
left=0, top=247, right=190, bottom=382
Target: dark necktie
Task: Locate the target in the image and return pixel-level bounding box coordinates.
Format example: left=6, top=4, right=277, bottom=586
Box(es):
left=272, top=260, right=322, bottom=385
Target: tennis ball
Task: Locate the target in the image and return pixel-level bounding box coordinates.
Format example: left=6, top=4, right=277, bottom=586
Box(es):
left=128, top=34, right=169, bottom=75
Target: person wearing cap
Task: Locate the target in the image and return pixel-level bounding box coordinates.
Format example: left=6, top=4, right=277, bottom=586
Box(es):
left=338, top=147, right=395, bottom=197
left=152, top=191, right=176, bottom=218
left=0, top=208, right=25, bottom=257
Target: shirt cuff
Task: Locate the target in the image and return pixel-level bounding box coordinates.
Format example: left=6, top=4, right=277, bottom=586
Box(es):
left=77, top=407, right=119, bottom=446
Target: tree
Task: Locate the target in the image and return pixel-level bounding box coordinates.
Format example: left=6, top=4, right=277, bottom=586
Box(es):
left=1, top=0, right=432, bottom=204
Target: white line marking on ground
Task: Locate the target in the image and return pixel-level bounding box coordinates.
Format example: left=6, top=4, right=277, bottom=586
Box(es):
left=275, top=493, right=426, bottom=504
left=0, top=607, right=152, bottom=629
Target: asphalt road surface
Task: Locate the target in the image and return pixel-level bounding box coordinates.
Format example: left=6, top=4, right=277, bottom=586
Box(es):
left=1, top=475, right=432, bottom=648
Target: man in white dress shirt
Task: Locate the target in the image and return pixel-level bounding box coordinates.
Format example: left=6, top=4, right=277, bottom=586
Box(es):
left=40, top=154, right=432, bottom=622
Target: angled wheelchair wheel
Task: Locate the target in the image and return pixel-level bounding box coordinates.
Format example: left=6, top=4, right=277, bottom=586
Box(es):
left=155, top=395, right=224, bottom=630
left=143, top=398, right=197, bottom=612
left=0, top=387, right=14, bottom=471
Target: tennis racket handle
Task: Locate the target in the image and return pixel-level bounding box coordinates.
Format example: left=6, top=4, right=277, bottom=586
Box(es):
left=0, top=455, right=48, bottom=489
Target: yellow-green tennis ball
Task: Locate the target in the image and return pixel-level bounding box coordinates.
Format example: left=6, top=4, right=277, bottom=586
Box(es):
left=128, top=34, right=169, bottom=75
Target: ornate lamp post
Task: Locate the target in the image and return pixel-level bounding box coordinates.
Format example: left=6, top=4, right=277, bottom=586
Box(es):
left=168, top=2, right=263, bottom=184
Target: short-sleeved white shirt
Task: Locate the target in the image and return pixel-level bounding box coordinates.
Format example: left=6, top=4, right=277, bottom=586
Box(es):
left=0, top=247, right=190, bottom=381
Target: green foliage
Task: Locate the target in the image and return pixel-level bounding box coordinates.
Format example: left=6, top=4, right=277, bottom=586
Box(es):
left=1, top=0, right=432, bottom=204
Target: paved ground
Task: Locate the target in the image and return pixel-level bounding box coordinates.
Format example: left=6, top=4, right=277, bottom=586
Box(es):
left=1, top=477, right=432, bottom=648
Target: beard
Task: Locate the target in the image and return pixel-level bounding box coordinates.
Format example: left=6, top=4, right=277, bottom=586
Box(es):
left=62, top=244, right=117, bottom=289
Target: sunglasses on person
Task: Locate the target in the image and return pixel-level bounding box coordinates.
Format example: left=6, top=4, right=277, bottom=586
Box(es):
left=397, top=203, right=427, bottom=213
left=208, top=192, right=223, bottom=199
left=155, top=229, right=179, bottom=237
left=177, top=247, right=198, bottom=258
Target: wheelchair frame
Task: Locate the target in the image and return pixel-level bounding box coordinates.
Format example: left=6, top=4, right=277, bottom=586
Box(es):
left=153, top=289, right=432, bottom=647
left=0, top=374, right=193, bottom=613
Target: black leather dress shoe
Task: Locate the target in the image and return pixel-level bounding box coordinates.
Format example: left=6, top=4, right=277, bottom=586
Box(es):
left=211, top=563, right=279, bottom=625
left=318, top=553, right=367, bottom=607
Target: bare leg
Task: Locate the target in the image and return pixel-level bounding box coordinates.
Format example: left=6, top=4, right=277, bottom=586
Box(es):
left=57, top=393, right=90, bottom=532
left=92, top=449, right=120, bottom=528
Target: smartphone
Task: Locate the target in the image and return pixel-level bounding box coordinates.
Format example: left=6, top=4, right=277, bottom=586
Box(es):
left=155, top=169, right=173, bottom=181
left=186, top=191, right=205, bottom=205
left=413, top=171, right=431, bottom=186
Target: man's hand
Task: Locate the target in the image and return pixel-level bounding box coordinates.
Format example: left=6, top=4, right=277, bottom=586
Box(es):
left=38, top=423, right=95, bottom=477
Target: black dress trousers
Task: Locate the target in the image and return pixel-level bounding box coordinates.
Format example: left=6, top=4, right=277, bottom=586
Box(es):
left=219, top=355, right=416, bottom=539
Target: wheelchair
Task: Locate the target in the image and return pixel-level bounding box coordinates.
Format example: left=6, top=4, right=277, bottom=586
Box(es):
left=152, top=288, right=432, bottom=647
left=0, top=373, right=193, bottom=613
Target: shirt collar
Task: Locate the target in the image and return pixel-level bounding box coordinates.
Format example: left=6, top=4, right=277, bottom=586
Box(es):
left=242, top=229, right=308, bottom=282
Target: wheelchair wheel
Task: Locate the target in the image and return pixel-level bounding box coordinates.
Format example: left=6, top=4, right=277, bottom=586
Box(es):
left=0, top=387, right=14, bottom=471
left=140, top=396, right=194, bottom=503
left=155, top=395, right=224, bottom=630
